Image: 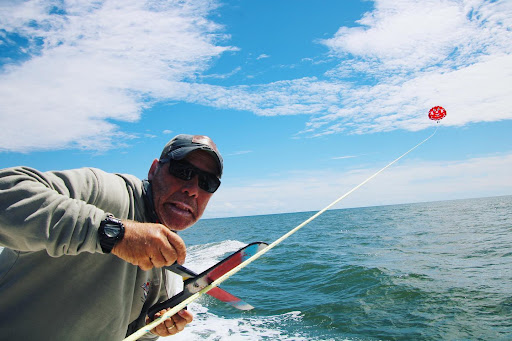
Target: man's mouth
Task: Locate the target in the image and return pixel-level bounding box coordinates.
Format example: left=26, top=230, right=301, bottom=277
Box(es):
left=165, top=201, right=194, bottom=217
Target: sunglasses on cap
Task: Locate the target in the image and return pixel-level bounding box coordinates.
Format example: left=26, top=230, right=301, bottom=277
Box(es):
left=165, top=159, right=221, bottom=193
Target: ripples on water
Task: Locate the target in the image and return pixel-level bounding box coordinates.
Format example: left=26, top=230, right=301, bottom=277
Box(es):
left=178, top=196, right=512, bottom=340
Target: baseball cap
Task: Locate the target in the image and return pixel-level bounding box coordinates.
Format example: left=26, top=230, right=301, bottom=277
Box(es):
left=159, top=134, right=223, bottom=177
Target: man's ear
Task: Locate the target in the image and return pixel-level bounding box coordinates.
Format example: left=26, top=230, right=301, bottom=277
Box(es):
left=148, top=159, right=160, bottom=181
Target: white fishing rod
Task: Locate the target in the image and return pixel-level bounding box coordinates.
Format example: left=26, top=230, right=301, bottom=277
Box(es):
left=125, top=127, right=440, bottom=341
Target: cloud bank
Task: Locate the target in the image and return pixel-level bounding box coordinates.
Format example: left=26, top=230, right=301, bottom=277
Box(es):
left=205, top=152, right=512, bottom=218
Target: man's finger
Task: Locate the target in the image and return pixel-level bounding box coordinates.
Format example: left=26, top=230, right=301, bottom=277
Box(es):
left=149, top=251, right=167, bottom=268
left=159, top=242, right=178, bottom=267
left=138, top=258, right=153, bottom=271
left=164, top=229, right=186, bottom=264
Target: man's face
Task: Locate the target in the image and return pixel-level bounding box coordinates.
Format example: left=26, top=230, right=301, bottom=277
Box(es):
left=148, top=150, right=218, bottom=231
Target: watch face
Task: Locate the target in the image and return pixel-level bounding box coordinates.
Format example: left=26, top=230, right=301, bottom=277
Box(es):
left=104, top=224, right=121, bottom=238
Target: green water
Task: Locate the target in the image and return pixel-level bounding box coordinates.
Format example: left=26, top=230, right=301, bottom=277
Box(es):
left=177, top=196, right=512, bottom=340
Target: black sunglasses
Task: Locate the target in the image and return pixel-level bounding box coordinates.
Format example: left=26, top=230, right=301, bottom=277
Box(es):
left=165, top=159, right=221, bottom=193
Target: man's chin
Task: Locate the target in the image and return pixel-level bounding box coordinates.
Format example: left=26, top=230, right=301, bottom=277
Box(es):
left=161, top=215, right=196, bottom=231
left=159, top=204, right=197, bottom=230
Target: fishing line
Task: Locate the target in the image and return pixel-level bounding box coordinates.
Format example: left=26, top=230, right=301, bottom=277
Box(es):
left=125, top=126, right=439, bottom=341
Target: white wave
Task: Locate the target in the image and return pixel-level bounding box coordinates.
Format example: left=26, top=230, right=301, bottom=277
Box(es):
left=164, top=241, right=310, bottom=341
left=164, top=303, right=307, bottom=341
left=184, top=239, right=248, bottom=272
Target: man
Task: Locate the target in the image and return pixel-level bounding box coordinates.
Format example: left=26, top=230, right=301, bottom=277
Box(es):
left=0, top=134, right=223, bottom=340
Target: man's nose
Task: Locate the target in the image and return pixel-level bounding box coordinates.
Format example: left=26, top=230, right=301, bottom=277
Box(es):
left=181, top=175, right=199, bottom=197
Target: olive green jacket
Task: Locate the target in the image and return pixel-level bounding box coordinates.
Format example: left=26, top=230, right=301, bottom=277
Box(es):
left=0, top=167, right=182, bottom=340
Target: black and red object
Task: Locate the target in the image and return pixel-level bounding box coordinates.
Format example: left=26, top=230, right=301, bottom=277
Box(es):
left=148, top=242, right=268, bottom=319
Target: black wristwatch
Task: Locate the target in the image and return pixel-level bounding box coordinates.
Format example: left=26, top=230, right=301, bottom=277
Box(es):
left=98, top=215, right=125, bottom=253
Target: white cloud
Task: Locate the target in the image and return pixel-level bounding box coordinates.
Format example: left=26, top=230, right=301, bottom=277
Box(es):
left=201, top=66, right=241, bottom=79
left=332, top=155, right=357, bottom=160
left=167, top=0, right=512, bottom=136
left=322, top=0, right=512, bottom=74
left=0, top=0, right=234, bottom=152
left=182, top=49, right=512, bottom=135
left=204, top=152, right=512, bottom=218
left=1, top=0, right=511, bottom=152
left=310, top=53, right=512, bottom=134
left=312, top=0, right=512, bottom=133
left=256, top=54, right=270, bottom=60
left=227, top=150, right=252, bottom=156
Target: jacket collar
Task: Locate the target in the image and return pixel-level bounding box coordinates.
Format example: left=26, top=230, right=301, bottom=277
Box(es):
left=142, top=180, right=159, bottom=223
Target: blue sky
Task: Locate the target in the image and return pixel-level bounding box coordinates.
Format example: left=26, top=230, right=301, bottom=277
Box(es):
left=1, top=0, right=511, bottom=218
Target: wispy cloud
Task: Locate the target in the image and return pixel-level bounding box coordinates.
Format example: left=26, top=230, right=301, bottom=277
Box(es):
left=0, top=0, right=234, bottom=152
left=227, top=150, right=252, bottom=156
left=201, top=66, right=241, bottom=79
left=332, top=155, right=357, bottom=160
left=256, top=54, right=270, bottom=60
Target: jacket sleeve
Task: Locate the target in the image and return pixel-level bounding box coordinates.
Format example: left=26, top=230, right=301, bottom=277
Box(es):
left=0, top=166, right=133, bottom=256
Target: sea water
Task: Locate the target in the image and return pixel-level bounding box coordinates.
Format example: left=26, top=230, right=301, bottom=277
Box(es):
left=169, top=195, right=512, bottom=341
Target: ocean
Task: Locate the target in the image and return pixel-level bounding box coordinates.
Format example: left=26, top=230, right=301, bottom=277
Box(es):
left=168, top=195, right=512, bottom=341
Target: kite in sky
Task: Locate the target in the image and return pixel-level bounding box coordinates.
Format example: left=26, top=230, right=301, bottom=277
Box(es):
left=428, top=106, right=447, bottom=122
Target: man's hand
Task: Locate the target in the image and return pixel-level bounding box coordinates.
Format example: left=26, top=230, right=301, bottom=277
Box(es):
left=111, top=220, right=186, bottom=270
left=146, top=309, right=193, bottom=336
